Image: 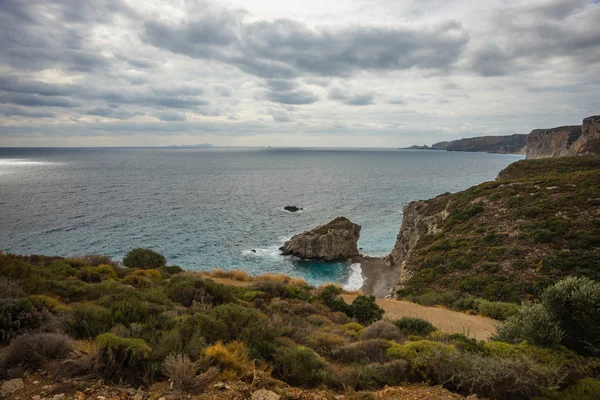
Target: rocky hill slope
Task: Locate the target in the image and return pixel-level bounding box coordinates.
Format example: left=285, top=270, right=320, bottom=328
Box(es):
left=432, top=134, right=527, bottom=154
left=389, top=156, right=600, bottom=303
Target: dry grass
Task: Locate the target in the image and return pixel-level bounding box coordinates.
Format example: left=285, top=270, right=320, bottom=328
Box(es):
left=254, top=273, right=290, bottom=284
left=163, top=354, right=219, bottom=393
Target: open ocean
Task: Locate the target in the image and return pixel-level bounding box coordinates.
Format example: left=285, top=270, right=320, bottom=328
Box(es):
left=0, top=147, right=523, bottom=288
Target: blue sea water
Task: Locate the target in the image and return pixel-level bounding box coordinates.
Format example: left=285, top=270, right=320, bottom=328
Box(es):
left=0, top=147, right=523, bottom=287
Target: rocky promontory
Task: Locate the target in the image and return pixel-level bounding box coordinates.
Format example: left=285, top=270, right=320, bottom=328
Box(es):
left=280, top=217, right=360, bottom=261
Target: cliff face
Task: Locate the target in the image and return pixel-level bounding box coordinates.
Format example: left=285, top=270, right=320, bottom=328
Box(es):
left=387, top=156, right=600, bottom=302
left=432, top=134, right=527, bottom=154
left=525, top=116, right=600, bottom=159
left=280, top=217, right=360, bottom=261
left=525, top=126, right=582, bottom=159
left=387, top=195, right=450, bottom=287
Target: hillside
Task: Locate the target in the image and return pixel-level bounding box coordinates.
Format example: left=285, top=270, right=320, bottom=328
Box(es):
left=390, top=156, right=600, bottom=304
left=432, top=134, right=527, bottom=154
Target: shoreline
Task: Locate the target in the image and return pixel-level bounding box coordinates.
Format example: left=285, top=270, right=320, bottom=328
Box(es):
left=354, top=255, right=399, bottom=298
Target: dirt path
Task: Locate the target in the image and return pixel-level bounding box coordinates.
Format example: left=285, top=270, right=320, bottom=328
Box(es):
left=342, top=294, right=500, bottom=341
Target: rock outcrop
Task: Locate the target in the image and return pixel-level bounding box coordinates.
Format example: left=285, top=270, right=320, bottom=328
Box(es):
left=432, top=134, right=527, bottom=155
left=386, top=194, right=451, bottom=287
left=280, top=217, right=360, bottom=261
left=525, top=116, right=600, bottom=159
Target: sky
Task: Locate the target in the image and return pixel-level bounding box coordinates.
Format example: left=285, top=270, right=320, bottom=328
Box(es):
left=0, top=0, right=599, bottom=147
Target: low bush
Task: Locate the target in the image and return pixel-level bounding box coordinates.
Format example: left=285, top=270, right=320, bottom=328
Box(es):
left=203, top=341, right=251, bottom=376
left=452, top=295, right=481, bottom=311
left=0, top=333, right=72, bottom=370
left=360, top=321, right=404, bottom=342
left=340, top=322, right=364, bottom=337
left=424, top=350, right=564, bottom=400
left=542, top=276, right=600, bottom=355
left=123, top=248, right=166, bottom=270
left=350, top=295, right=384, bottom=325
left=304, top=330, right=346, bottom=357
left=0, top=298, right=43, bottom=344
left=536, top=378, right=600, bottom=400
left=493, top=303, right=565, bottom=347
left=69, top=303, right=114, bottom=339
left=162, top=354, right=197, bottom=392
left=478, top=299, right=521, bottom=321
left=360, top=359, right=409, bottom=389
left=273, top=344, right=326, bottom=387
left=387, top=340, right=457, bottom=368
left=393, top=317, right=437, bottom=336
left=95, top=333, right=153, bottom=386
left=331, top=339, right=391, bottom=364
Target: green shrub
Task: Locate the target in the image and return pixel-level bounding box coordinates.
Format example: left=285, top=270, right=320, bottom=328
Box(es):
left=273, top=344, right=326, bottom=387
left=387, top=340, right=457, bottom=364
left=0, top=298, right=42, bottom=344
left=0, top=332, right=72, bottom=370
left=69, top=303, right=114, bottom=339
left=359, top=321, right=404, bottom=342
left=393, top=317, right=437, bottom=336
left=211, top=303, right=261, bottom=341
left=315, top=285, right=352, bottom=315
left=331, top=339, right=391, bottom=364
left=153, top=328, right=184, bottom=359
left=477, top=299, right=521, bottom=321
left=542, top=276, right=600, bottom=355
left=96, top=333, right=153, bottom=386
left=340, top=322, right=364, bottom=337
left=123, top=248, right=166, bottom=270
left=180, top=313, right=228, bottom=344
left=351, top=295, right=383, bottom=325
left=536, top=378, right=600, bottom=400
left=493, top=303, right=565, bottom=347
left=407, top=291, right=456, bottom=307
left=452, top=295, right=481, bottom=311
left=359, top=360, right=409, bottom=389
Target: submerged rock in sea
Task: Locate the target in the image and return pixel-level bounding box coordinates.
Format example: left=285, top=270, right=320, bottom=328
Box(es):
left=280, top=217, right=360, bottom=261
left=284, top=205, right=303, bottom=212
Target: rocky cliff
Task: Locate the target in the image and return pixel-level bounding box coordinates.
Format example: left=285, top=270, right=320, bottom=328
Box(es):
left=432, top=134, right=527, bottom=154
left=386, top=194, right=450, bottom=288
left=525, top=116, right=600, bottom=159
left=280, top=217, right=360, bottom=261
left=387, top=156, right=600, bottom=302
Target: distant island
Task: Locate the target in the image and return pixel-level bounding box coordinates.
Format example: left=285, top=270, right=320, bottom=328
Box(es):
left=168, top=143, right=214, bottom=148
left=401, top=145, right=441, bottom=150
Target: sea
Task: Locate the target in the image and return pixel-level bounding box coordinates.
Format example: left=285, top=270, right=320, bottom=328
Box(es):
left=0, top=147, right=523, bottom=289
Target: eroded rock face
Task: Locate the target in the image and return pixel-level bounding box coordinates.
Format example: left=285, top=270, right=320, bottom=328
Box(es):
left=525, top=115, right=600, bottom=159
left=572, top=115, right=600, bottom=155
left=386, top=194, right=451, bottom=289
left=280, top=217, right=360, bottom=261
left=525, top=125, right=581, bottom=159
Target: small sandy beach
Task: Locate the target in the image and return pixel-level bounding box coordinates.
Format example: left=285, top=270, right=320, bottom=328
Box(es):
left=355, top=256, right=400, bottom=298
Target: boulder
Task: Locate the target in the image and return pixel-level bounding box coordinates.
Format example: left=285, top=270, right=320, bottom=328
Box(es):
left=251, top=389, right=280, bottom=400
left=1, top=378, right=24, bottom=394
left=280, top=217, right=360, bottom=261
left=284, top=206, right=302, bottom=212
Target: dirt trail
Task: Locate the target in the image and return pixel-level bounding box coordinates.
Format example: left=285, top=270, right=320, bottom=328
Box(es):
left=342, top=294, right=500, bottom=341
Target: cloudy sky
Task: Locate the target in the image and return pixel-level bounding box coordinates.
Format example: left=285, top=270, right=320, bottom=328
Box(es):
left=0, top=0, right=599, bottom=147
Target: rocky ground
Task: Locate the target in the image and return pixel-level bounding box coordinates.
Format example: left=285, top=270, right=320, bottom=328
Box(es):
left=1, top=374, right=478, bottom=400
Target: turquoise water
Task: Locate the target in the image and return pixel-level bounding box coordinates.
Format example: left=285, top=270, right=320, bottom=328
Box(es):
left=0, top=147, right=523, bottom=286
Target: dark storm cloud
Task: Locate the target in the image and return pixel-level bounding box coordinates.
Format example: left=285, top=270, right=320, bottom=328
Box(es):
left=328, top=87, right=375, bottom=106
left=153, top=111, right=187, bottom=121
left=265, top=90, right=319, bottom=105
left=0, top=76, right=77, bottom=96
left=143, top=12, right=469, bottom=79
left=0, top=106, right=55, bottom=118
left=85, top=107, right=144, bottom=120
left=0, top=93, right=79, bottom=108
left=469, top=0, right=600, bottom=76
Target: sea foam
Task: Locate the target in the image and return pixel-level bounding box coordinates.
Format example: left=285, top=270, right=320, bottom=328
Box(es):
left=343, top=263, right=364, bottom=291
